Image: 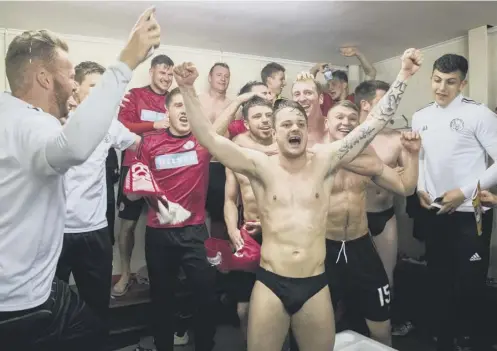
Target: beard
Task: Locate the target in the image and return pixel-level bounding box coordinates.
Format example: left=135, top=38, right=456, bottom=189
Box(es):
left=54, top=79, right=70, bottom=118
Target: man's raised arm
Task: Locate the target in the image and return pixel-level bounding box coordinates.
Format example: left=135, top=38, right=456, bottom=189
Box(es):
left=212, top=92, right=266, bottom=137
left=320, top=48, right=423, bottom=174
left=44, top=7, right=160, bottom=173
left=372, top=131, right=420, bottom=196
left=174, top=63, right=265, bottom=177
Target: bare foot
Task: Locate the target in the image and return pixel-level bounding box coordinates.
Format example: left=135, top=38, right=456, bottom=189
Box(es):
left=111, top=273, right=132, bottom=296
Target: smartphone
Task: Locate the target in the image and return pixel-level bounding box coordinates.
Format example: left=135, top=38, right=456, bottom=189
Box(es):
left=145, top=13, right=156, bottom=59
left=323, top=65, right=334, bottom=81
left=430, top=197, right=443, bottom=209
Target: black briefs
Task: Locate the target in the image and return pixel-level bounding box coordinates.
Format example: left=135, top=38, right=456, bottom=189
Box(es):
left=367, top=206, right=395, bottom=237
left=255, top=266, right=328, bottom=315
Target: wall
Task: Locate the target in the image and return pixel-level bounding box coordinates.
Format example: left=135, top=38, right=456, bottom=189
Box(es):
left=374, top=36, right=469, bottom=128
left=0, top=28, right=344, bottom=99
left=0, top=31, right=4, bottom=92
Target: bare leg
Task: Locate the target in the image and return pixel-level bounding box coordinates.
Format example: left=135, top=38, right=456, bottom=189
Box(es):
left=247, top=281, right=291, bottom=351
left=372, top=215, right=398, bottom=287
left=237, top=302, right=250, bottom=343
left=291, top=286, right=335, bottom=351
left=366, top=319, right=392, bottom=346
left=113, top=219, right=137, bottom=294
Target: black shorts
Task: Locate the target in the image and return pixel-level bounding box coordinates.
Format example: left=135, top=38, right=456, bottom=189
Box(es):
left=325, top=234, right=390, bottom=322
left=205, top=162, right=226, bottom=222
left=367, top=206, right=395, bottom=237
left=117, top=165, right=146, bottom=221
left=228, top=233, right=263, bottom=303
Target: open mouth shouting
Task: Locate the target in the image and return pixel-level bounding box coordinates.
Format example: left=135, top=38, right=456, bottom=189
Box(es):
left=179, top=115, right=188, bottom=124
left=288, top=134, right=302, bottom=147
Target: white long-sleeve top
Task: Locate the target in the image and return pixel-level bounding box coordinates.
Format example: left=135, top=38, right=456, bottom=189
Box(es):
left=0, top=61, right=132, bottom=311
left=412, top=94, right=497, bottom=212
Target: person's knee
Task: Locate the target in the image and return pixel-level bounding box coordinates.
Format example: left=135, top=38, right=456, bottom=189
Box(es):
left=237, top=302, right=250, bottom=322
left=366, top=319, right=392, bottom=345
left=119, top=218, right=137, bottom=236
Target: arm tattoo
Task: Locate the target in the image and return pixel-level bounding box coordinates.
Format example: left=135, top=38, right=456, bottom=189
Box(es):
left=337, top=126, right=376, bottom=160
left=377, top=79, right=407, bottom=121
left=335, top=78, right=408, bottom=161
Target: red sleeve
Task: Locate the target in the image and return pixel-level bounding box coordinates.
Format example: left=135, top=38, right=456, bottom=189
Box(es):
left=135, top=135, right=151, bottom=166
left=320, top=92, right=333, bottom=116
left=228, top=120, right=247, bottom=140
left=347, top=94, right=356, bottom=104
left=118, top=90, right=155, bottom=134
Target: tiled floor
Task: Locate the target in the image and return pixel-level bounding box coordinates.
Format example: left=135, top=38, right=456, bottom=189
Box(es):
left=115, top=326, right=435, bottom=351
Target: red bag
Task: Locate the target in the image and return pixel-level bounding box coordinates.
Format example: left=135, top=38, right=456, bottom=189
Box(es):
left=123, top=161, right=162, bottom=196
left=205, top=224, right=261, bottom=273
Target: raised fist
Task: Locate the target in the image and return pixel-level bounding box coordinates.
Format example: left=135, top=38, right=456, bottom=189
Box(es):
left=400, top=131, right=421, bottom=153
left=400, top=48, right=423, bottom=77
left=340, top=47, right=358, bottom=57
left=173, top=62, right=199, bottom=87
left=119, top=7, right=161, bottom=70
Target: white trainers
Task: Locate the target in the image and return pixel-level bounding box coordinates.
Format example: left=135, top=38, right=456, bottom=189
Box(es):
left=174, top=331, right=189, bottom=346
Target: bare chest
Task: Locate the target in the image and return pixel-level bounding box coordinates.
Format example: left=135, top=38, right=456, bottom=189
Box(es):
left=259, top=163, right=327, bottom=208
left=332, top=169, right=368, bottom=194
left=200, top=96, right=230, bottom=122
left=370, top=133, right=401, bottom=167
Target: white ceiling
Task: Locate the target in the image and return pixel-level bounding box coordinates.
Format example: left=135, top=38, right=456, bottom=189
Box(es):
left=1, top=1, right=497, bottom=64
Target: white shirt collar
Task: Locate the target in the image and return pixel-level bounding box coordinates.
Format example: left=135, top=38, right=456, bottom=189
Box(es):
left=434, top=94, right=463, bottom=110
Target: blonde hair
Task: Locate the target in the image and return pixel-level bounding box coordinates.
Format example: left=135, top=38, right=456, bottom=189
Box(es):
left=292, top=71, right=322, bottom=95
left=6, top=30, right=69, bottom=93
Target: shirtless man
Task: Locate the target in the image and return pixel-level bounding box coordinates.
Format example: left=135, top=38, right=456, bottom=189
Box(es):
left=324, top=100, right=420, bottom=346
left=355, top=80, right=405, bottom=287
left=224, top=96, right=274, bottom=344
left=199, top=62, right=232, bottom=122
left=228, top=81, right=273, bottom=139
left=173, top=48, right=423, bottom=351
left=199, top=62, right=232, bottom=238
left=291, top=73, right=329, bottom=147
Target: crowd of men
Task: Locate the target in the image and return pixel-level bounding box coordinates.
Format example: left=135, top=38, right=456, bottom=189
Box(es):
left=1, top=6, right=496, bottom=351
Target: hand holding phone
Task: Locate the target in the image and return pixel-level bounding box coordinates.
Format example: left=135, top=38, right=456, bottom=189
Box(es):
left=430, top=197, right=443, bottom=209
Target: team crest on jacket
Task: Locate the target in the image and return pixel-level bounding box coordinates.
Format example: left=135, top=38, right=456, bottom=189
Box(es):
left=450, top=118, right=464, bottom=131
left=183, top=140, right=195, bottom=150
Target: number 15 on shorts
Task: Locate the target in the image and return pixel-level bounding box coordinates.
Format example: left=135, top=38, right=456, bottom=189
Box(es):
left=377, top=284, right=391, bottom=307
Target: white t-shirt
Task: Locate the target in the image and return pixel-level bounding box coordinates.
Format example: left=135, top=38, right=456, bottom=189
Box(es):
left=0, top=61, right=132, bottom=311
left=412, top=94, right=497, bottom=212
left=64, top=120, right=136, bottom=233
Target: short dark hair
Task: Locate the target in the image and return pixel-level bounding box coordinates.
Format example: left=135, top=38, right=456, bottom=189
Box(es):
left=209, top=62, right=230, bottom=75
left=330, top=70, right=348, bottom=83
left=329, top=100, right=360, bottom=115
left=151, top=54, right=174, bottom=68
left=354, top=80, right=390, bottom=108
left=74, top=61, right=105, bottom=84
left=433, top=54, right=468, bottom=80
left=239, top=81, right=266, bottom=95
left=165, top=87, right=181, bottom=107
left=241, top=96, right=272, bottom=120
left=261, top=62, right=285, bottom=84
left=272, top=99, right=307, bottom=126
left=6, top=30, right=69, bottom=93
